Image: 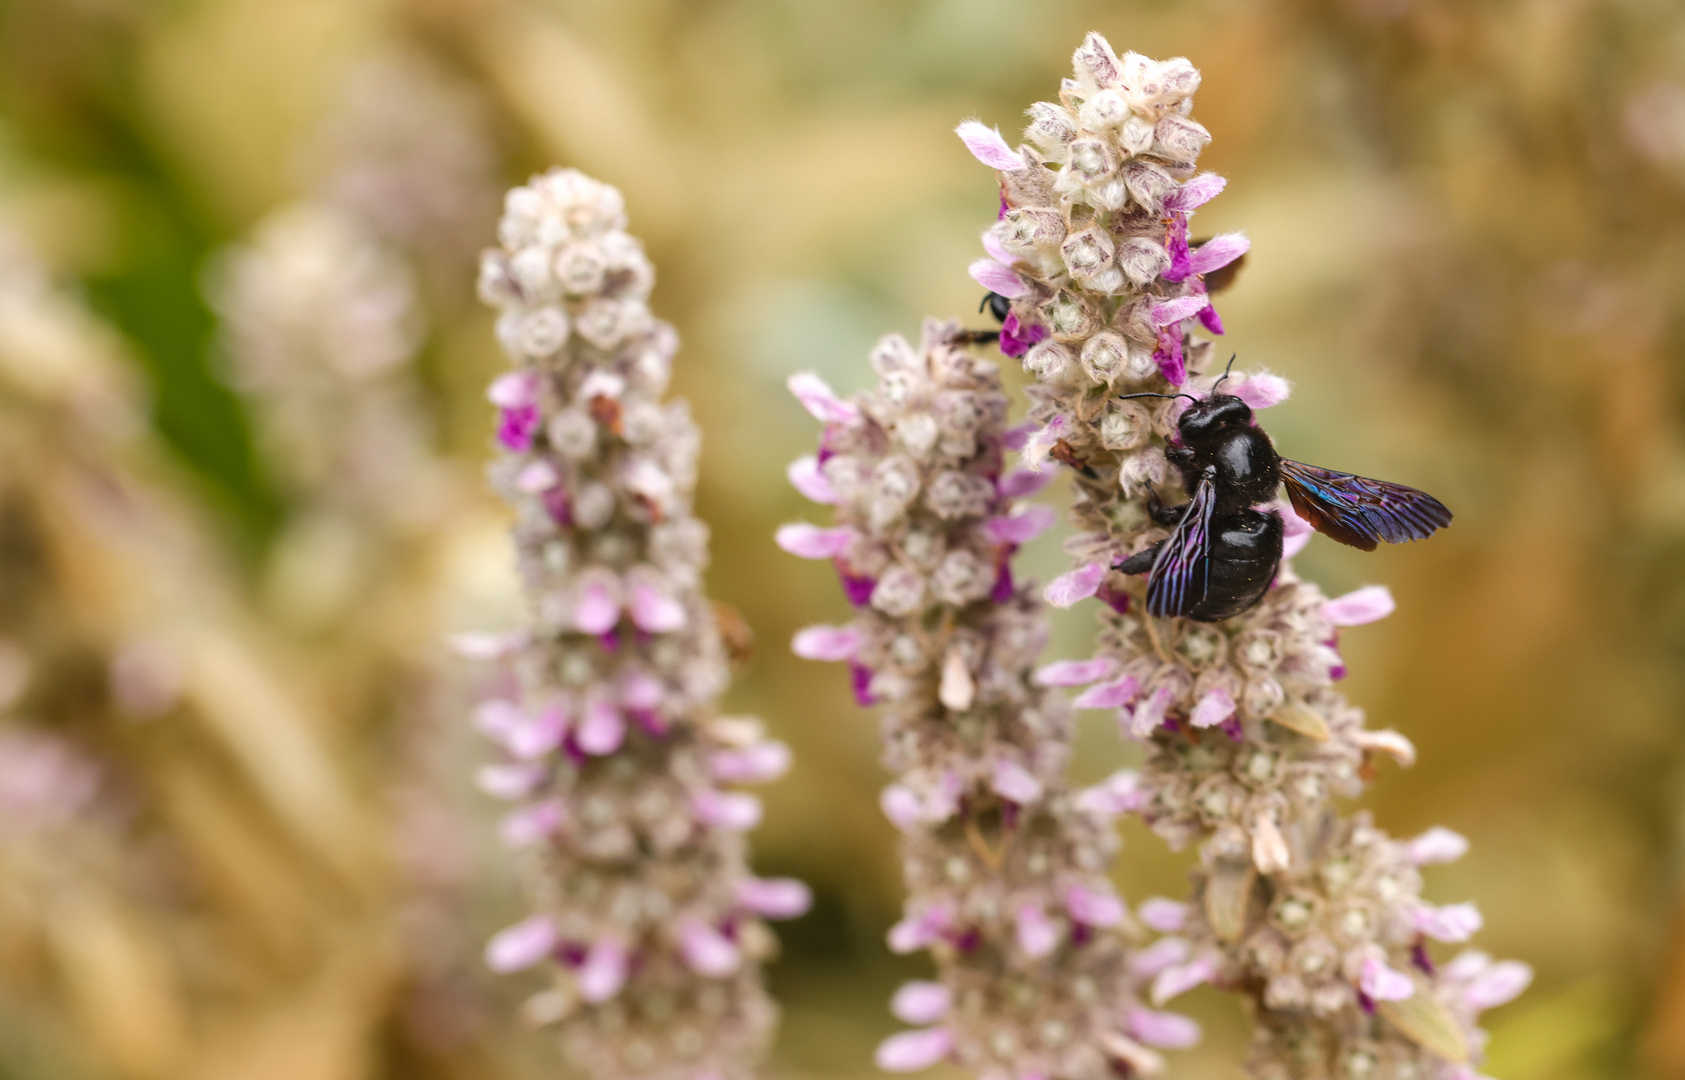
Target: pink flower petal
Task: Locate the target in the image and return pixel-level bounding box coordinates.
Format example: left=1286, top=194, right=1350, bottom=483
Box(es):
left=788, top=372, right=860, bottom=425
left=876, top=1027, right=953, bottom=1072
left=693, top=789, right=763, bottom=831
left=629, top=583, right=686, bottom=633
left=1075, top=769, right=1145, bottom=816
left=1360, top=958, right=1416, bottom=1002
left=1016, top=904, right=1061, bottom=958
left=1126, top=1007, right=1202, bottom=1049
left=1129, top=937, right=1191, bottom=979
left=986, top=505, right=1057, bottom=545
left=679, top=920, right=742, bottom=977
left=1151, top=954, right=1217, bottom=1004
left=1020, top=415, right=1067, bottom=472
left=1189, top=688, right=1236, bottom=729
left=1162, top=173, right=1226, bottom=212
left=792, top=625, right=863, bottom=662
left=515, top=460, right=559, bottom=493
left=487, top=370, right=541, bottom=408
left=891, top=981, right=951, bottom=1025
left=1045, top=561, right=1106, bottom=608
left=969, top=257, right=1030, bottom=298
left=448, top=630, right=523, bottom=659
left=576, top=939, right=629, bottom=1002
left=576, top=698, right=626, bottom=756
left=738, top=877, right=812, bottom=919
left=955, top=120, right=1026, bottom=171
left=474, top=699, right=525, bottom=744
left=1065, top=883, right=1125, bottom=927
left=1149, top=295, right=1211, bottom=327
left=1188, top=233, right=1250, bottom=276
left=1414, top=902, right=1483, bottom=943
left=991, top=758, right=1043, bottom=804
left=1232, top=373, right=1290, bottom=409
left=711, top=741, right=792, bottom=783
left=573, top=576, right=620, bottom=635
left=508, top=704, right=569, bottom=760
left=775, top=523, right=857, bottom=559
left=619, top=670, right=665, bottom=710
left=787, top=455, right=837, bottom=503
left=981, top=229, right=1015, bottom=265
left=999, top=468, right=1054, bottom=498
left=1127, top=685, right=1175, bottom=739
left=1464, top=960, right=1532, bottom=1011
left=1138, top=898, right=1189, bottom=933
left=476, top=762, right=545, bottom=801
left=1073, top=675, right=1139, bottom=710
left=1324, top=585, right=1395, bottom=626
left=1034, top=656, right=1118, bottom=687
left=880, top=784, right=922, bottom=828
left=1406, top=826, right=1470, bottom=865
left=485, top=915, right=557, bottom=972
left=887, top=903, right=953, bottom=954
left=1002, top=420, right=1037, bottom=451
left=500, top=799, right=565, bottom=847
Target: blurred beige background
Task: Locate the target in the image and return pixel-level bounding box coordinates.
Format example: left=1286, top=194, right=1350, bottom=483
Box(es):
left=0, top=1, right=1680, bottom=1078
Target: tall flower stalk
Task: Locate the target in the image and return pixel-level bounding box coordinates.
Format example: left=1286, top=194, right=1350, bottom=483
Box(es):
left=781, top=321, right=1192, bottom=1079
left=956, top=33, right=1529, bottom=1080
left=471, top=168, right=806, bottom=1080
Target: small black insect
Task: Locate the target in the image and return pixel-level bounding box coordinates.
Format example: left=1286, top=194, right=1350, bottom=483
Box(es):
left=1114, top=365, right=1452, bottom=621
left=954, top=292, right=1012, bottom=346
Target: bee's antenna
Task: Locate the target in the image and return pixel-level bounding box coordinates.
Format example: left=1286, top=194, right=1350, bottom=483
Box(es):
left=1210, top=354, right=1238, bottom=393
left=1117, top=392, right=1199, bottom=403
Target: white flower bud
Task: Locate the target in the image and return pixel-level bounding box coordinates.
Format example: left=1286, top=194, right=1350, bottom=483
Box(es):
left=1024, top=340, right=1078, bottom=383
left=547, top=408, right=597, bottom=460
left=871, top=565, right=926, bottom=617
left=576, top=299, right=650, bottom=350
left=1078, top=89, right=1131, bottom=131
left=1031, top=292, right=1093, bottom=343
left=997, top=209, right=1067, bottom=255
left=1123, top=161, right=1176, bottom=214
left=1116, top=238, right=1171, bottom=288
left=517, top=307, right=570, bottom=359
left=1120, top=114, right=1157, bottom=156
left=1025, top=102, right=1078, bottom=151
left=572, top=481, right=616, bottom=529
left=555, top=243, right=608, bottom=296
left=930, top=549, right=993, bottom=606
left=1080, top=331, right=1131, bottom=384
left=1061, top=229, right=1117, bottom=290
left=1098, top=400, right=1150, bottom=451
left=1066, top=138, right=1118, bottom=186
left=1153, top=116, right=1211, bottom=164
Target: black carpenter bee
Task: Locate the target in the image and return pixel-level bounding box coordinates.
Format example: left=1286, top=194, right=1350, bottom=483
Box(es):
left=1114, top=366, right=1452, bottom=622
left=954, top=292, right=1012, bottom=346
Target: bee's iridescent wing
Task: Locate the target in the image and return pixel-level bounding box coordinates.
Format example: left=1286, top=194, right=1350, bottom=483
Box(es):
left=1278, top=459, right=1452, bottom=552
left=1146, top=471, right=1217, bottom=619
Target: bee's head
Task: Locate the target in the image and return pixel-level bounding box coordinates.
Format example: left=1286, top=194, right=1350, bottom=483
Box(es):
left=1175, top=392, right=1253, bottom=440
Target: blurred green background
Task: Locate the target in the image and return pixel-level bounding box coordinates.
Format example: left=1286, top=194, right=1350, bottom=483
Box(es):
left=0, top=0, right=1681, bottom=1078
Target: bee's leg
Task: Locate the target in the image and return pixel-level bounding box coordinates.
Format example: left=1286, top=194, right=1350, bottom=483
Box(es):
left=1115, top=540, right=1164, bottom=576
left=1145, top=483, right=1187, bottom=528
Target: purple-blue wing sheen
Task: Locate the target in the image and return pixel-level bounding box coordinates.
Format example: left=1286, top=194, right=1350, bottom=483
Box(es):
left=1146, top=473, right=1217, bottom=618
left=1279, top=459, right=1452, bottom=553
